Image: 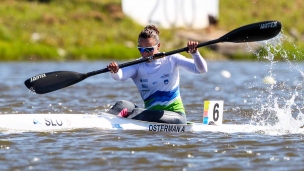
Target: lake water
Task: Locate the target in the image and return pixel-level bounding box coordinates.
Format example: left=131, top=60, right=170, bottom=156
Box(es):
left=1, top=47, right=304, bottom=170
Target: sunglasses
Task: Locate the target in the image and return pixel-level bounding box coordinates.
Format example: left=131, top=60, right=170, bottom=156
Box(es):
left=137, top=43, right=159, bottom=53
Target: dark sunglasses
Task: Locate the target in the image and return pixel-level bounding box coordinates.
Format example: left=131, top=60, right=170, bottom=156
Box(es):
left=137, top=43, right=159, bottom=53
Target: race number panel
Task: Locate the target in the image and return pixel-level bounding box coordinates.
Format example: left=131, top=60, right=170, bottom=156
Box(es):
left=203, top=101, right=224, bottom=125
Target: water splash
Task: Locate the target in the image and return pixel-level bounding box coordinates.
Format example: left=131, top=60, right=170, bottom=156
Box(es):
left=247, top=33, right=304, bottom=135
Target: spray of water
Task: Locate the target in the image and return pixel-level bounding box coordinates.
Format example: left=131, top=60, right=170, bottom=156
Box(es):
left=246, top=32, right=304, bottom=135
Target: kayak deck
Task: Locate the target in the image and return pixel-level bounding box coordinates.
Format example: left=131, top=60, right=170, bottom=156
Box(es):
left=0, top=113, right=261, bottom=133
left=0, top=113, right=207, bottom=132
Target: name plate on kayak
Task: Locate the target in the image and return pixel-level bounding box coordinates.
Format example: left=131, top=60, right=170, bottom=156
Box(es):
left=203, top=101, right=224, bottom=125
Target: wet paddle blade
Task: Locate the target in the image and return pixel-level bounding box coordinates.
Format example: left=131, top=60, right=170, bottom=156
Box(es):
left=24, top=71, right=87, bottom=94
left=219, top=20, right=282, bottom=43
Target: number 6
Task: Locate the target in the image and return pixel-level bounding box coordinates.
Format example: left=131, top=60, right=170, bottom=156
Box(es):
left=213, top=103, right=219, bottom=121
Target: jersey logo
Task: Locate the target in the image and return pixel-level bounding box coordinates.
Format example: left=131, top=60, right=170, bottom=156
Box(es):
left=164, top=79, right=169, bottom=85
left=140, top=79, right=148, bottom=82
left=161, top=74, right=170, bottom=78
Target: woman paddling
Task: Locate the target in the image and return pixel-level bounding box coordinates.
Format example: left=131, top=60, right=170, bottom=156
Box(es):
left=107, top=25, right=208, bottom=124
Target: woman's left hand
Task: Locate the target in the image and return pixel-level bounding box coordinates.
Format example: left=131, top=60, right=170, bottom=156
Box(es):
left=187, top=41, right=198, bottom=54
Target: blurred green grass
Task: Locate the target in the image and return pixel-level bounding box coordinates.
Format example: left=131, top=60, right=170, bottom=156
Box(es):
left=218, top=0, right=304, bottom=61
left=0, top=0, right=144, bottom=61
left=0, top=0, right=303, bottom=61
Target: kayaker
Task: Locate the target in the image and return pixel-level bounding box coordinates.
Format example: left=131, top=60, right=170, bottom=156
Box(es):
left=107, top=25, right=208, bottom=124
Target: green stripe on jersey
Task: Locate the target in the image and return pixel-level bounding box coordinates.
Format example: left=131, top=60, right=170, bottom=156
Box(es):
left=147, top=98, right=185, bottom=114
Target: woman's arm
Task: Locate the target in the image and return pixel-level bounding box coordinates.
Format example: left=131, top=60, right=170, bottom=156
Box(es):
left=191, top=51, right=208, bottom=73
left=110, top=65, right=137, bottom=81
left=174, top=52, right=208, bottom=74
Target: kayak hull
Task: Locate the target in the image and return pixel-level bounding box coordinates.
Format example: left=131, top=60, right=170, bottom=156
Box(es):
left=0, top=113, right=217, bottom=132
left=0, top=112, right=260, bottom=133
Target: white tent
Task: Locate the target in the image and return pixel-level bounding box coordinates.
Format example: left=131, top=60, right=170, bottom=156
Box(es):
left=122, top=0, right=219, bottom=29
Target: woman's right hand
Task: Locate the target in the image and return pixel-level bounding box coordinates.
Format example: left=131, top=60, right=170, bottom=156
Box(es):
left=107, top=62, right=119, bottom=73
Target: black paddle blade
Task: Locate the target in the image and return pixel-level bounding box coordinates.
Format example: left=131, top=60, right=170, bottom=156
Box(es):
left=220, top=20, right=282, bottom=43
left=24, top=71, right=87, bottom=94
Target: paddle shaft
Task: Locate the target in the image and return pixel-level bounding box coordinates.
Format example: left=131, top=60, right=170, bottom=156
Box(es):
left=86, top=39, right=219, bottom=77
left=87, top=18, right=282, bottom=77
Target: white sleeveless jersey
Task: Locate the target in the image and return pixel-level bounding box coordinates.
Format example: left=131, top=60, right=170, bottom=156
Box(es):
left=110, top=52, right=207, bottom=114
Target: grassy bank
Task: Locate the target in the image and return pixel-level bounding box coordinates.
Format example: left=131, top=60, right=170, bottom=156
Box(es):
left=0, top=0, right=143, bottom=61
left=0, top=0, right=303, bottom=61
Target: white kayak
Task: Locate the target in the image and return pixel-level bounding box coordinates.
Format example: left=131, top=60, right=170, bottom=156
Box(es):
left=0, top=101, right=264, bottom=133
left=0, top=112, right=263, bottom=133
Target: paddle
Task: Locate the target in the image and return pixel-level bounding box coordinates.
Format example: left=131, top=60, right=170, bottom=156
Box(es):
left=25, top=20, right=282, bottom=94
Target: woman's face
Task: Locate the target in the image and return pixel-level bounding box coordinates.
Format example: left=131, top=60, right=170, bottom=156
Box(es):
left=138, top=38, right=160, bottom=58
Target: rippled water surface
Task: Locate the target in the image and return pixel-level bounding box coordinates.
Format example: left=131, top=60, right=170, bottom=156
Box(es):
left=1, top=59, right=304, bottom=170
